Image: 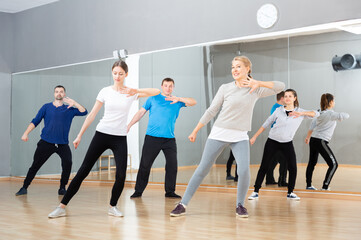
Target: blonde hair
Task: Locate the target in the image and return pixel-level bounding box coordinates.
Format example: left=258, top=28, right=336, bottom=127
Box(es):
left=232, top=56, right=252, bottom=77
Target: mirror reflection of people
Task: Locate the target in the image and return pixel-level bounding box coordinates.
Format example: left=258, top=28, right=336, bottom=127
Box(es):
left=305, top=93, right=349, bottom=191
left=266, top=91, right=288, bottom=187
left=170, top=56, right=285, bottom=218
left=127, top=78, right=196, bottom=199
left=15, top=85, right=87, bottom=196
left=248, top=89, right=319, bottom=201
left=226, top=151, right=238, bottom=181
left=48, top=61, right=160, bottom=218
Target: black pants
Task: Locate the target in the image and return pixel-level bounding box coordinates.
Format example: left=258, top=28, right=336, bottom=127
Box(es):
left=61, top=131, right=127, bottom=206
left=226, top=151, right=238, bottom=178
left=135, top=135, right=177, bottom=194
left=23, top=139, right=72, bottom=189
left=254, top=138, right=297, bottom=194
left=306, top=137, right=338, bottom=189
left=266, top=151, right=288, bottom=183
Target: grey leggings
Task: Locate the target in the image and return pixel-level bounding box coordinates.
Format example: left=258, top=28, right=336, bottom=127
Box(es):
left=182, top=138, right=250, bottom=206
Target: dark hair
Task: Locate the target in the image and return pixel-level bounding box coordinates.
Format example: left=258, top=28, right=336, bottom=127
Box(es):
left=112, top=60, right=128, bottom=73
left=285, top=89, right=299, bottom=107
left=276, top=91, right=285, bottom=101
left=320, top=93, right=334, bottom=111
left=54, top=85, right=66, bottom=92
left=161, top=77, right=175, bottom=86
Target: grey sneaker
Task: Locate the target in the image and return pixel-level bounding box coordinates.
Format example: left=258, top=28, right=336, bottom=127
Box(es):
left=48, top=207, right=66, bottom=218
left=236, top=203, right=249, bottom=218
left=108, top=206, right=123, bottom=217
left=15, top=187, right=27, bottom=196
left=170, top=203, right=186, bottom=217
left=248, top=192, right=259, bottom=200
left=287, top=192, right=300, bottom=200
left=306, top=186, right=318, bottom=190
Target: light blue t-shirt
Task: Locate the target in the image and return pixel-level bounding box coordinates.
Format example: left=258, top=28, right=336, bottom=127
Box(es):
left=271, top=102, right=283, bottom=128
left=143, top=94, right=186, bottom=138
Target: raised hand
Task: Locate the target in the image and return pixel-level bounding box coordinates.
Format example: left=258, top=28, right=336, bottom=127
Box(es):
left=240, top=77, right=260, bottom=93
left=165, top=96, right=180, bottom=104
left=119, top=87, right=138, bottom=97
left=63, top=97, right=75, bottom=108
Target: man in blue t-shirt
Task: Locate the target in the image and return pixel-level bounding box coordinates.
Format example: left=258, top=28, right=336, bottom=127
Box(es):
left=265, top=91, right=288, bottom=186
left=15, top=85, right=87, bottom=196
left=128, top=78, right=197, bottom=198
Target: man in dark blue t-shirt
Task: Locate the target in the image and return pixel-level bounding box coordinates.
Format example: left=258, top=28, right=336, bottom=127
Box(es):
left=128, top=78, right=196, bottom=198
left=16, top=85, right=87, bottom=196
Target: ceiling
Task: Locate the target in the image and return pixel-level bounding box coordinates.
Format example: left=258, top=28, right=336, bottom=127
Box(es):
left=0, top=0, right=59, bottom=13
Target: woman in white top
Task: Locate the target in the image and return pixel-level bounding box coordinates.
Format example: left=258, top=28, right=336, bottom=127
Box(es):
left=305, top=93, right=349, bottom=191
left=170, top=56, right=285, bottom=218
left=248, top=89, right=319, bottom=201
left=48, top=60, right=160, bottom=218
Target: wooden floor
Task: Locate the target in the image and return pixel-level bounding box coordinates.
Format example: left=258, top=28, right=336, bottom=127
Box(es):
left=2, top=179, right=361, bottom=239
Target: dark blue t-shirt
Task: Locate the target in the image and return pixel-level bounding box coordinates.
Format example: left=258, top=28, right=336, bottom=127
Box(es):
left=143, top=94, right=186, bottom=138
left=31, top=103, right=87, bottom=144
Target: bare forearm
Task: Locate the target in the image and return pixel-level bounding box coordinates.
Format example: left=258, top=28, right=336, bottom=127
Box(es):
left=179, top=97, right=197, bottom=107
left=306, top=130, right=313, bottom=139
left=77, top=114, right=95, bottom=138
left=24, top=123, right=36, bottom=135
left=138, top=88, right=160, bottom=98
left=253, top=127, right=265, bottom=139
left=302, top=111, right=316, bottom=117
left=128, top=110, right=146, bottom=129
left=192, top=122, right=205, bottom=134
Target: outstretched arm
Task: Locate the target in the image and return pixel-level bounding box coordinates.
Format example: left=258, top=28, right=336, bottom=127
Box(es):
left=188, top=122, right=205, bottom=142
left=250, top=127, right=266, bottom=145
left=73, top=100, right=103, bottom=149
left=165, top=96, right=197, bottom=106
left=127, top=108, right=147, bottom=132
left=21, top=123, right=36, bottom=142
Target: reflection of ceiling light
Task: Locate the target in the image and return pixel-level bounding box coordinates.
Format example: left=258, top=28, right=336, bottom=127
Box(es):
left=337, top=23, right=361, bottom=34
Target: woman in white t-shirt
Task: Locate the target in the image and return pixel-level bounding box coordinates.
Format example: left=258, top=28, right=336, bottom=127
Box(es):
left=48, top=61, right=160, bottom=218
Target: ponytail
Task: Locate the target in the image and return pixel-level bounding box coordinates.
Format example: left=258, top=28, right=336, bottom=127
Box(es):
left=320, top=93, right=334, bottom=111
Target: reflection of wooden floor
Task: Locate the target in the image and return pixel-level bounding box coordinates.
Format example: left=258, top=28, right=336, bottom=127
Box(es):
left=2, top=180, right=361, bottom=239
left=30, top=164, right=361, bottom=193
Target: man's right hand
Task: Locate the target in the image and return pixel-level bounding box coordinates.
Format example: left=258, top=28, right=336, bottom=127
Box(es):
left=73, top=136, right=81, bottom=149
left=21, top=134, right=29, bottom=142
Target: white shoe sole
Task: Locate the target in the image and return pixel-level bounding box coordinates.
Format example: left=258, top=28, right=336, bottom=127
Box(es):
left=236, top=213, right=249, bottom=218
left=170, top=212, right=186, bottom=217
left=108, top=212, right=124, bottom=217
left=48, top=213, right=66, bottom=218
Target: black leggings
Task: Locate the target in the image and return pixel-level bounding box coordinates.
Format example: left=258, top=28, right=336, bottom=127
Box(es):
left=61, top=131, right=127, bottom=206
left=23, top=139, right=72, bottom=189
left=254, top=138, right=297, bottom=194
left=306, top=137, right=338, bottom=189
left=226, top=151, right=238, bottom=178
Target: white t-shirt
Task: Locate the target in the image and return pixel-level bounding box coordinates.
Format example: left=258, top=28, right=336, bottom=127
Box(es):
left=208, top=126, right=249, bottom=142
left=96, top=86, right=138, bottom=136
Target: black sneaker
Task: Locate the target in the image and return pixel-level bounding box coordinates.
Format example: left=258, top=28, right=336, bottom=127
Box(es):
left=266, top=180, right=278, bottom=185
left=165, top=192, right=181, bottom=198
left=234, top=176, right=238, bottom=182
left=58, top=188, right=67, bottom=195
left=226, top=175, right=235, bottom=180
left=236, top=203, right=248, bottom=218
left=15, top=187, right=27, bottom=196
left=278, top=181, right=288, bottom=187
left=170, top=203, right=186, bottom=217
left=130, top=191, right=142, bottom=198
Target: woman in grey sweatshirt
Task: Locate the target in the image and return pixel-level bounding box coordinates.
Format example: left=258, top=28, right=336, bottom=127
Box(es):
left=305, top=93, right=349, bottom=191
left=248, top=89, right=319, bottom=201
left=170, top=56, right=285, bottom=218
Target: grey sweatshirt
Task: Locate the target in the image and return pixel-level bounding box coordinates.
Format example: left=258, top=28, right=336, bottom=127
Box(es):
left=199, top=81, right=285, bottom=131
left=263, top=106, right=319, bottom=143
left=310, top=109, right=349, bottom=142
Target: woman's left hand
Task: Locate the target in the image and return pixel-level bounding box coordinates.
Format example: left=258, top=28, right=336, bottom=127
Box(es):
left=119, top=87, right=138, bottom=97
left=240, top=77, right=260, bottom=93
left=288, top=111, right=303, bottom=118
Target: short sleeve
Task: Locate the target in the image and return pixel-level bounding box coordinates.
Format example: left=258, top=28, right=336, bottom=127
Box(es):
left=142, top=97, right=152, bottom=111
left=96, top=88, right=106, bottom=103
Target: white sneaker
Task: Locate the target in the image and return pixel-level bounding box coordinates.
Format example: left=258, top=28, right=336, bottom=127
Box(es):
left=306, top=186, right=318, bottom=190
left=321, top=187, right=331, bottom=191
left=287, top=192, right=300, bottom=200
left=108, top=206, right=123, bottom=217
left=48, top=207, right=66, bottom=218
left=248, top=192, right=259, bottom=200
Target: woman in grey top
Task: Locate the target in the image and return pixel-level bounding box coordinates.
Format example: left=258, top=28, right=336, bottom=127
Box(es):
left=170, top=56, right=284, bottom=218
left=248, top=89, right=319, bottom=201
left=305, top=93, right=349, bottom=191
